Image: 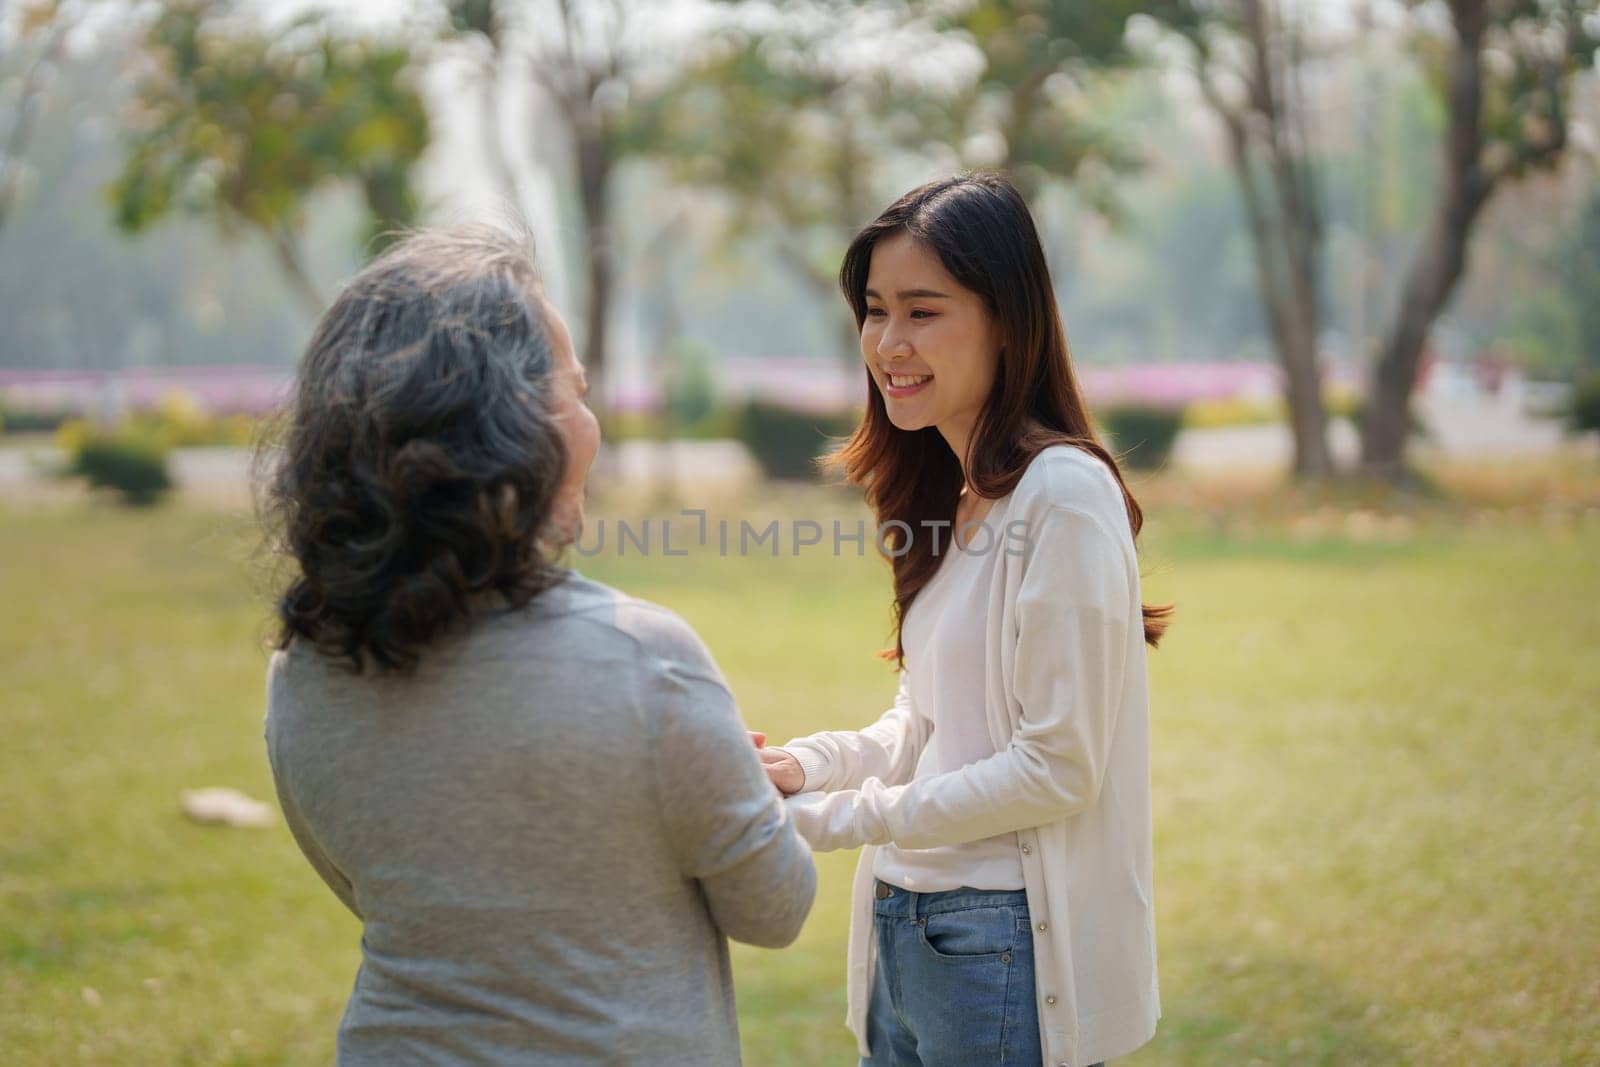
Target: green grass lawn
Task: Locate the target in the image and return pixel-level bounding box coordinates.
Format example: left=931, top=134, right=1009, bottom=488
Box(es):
left=2, top=486, right=1597, bottom=1065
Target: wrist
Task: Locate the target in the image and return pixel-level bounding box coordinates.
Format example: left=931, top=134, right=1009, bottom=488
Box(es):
left=777, top=743, right=830, bottom=794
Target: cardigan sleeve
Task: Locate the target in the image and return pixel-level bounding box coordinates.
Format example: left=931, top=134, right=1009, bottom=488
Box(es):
left=784, top=504, right=1134, bottom=852
left=773, top=669, right=932, bottom=794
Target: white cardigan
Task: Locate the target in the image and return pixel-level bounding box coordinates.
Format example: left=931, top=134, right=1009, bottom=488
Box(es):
left=780, top=444, right=1159, bottom=1067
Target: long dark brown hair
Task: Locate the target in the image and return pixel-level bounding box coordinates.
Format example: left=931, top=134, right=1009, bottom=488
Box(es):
left=826, top=173, right=1174, bottom=665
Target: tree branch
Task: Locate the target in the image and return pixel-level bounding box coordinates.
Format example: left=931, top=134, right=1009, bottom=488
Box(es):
left=0, top=12, right=70, bottom=232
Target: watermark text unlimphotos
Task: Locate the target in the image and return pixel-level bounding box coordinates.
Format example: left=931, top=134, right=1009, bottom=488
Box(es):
left=569, top=509, right=1034, bottom=559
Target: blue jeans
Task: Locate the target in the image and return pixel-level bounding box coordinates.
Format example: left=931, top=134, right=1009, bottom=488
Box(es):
left=860, top=879, right=1106, bottom=1067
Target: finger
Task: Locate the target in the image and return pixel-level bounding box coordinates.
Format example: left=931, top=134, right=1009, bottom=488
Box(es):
left=749, top=731, right=767, bottom=748
left=757, top=748, right=786, bottom=763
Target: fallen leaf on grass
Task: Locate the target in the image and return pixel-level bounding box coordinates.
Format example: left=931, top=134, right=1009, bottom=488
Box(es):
left=179, top=788, right=274, bottom=828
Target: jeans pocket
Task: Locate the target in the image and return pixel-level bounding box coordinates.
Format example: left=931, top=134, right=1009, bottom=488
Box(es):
left=917, top=905, right=1020, bottom=961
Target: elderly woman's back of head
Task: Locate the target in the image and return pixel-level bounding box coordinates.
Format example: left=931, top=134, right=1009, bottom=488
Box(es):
left=259, top=225, right=585, bottom=674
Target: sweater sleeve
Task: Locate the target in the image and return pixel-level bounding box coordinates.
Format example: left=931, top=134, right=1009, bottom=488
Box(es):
left=652, top=663, right=817, bottom=948
left=263, top=696, right=361, bottom=918
left=784, top=505, right=1133, bottom=853
left=772, top=669, right=931, bottom=794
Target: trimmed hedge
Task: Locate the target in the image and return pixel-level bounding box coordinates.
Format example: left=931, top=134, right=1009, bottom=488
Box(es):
left=1569, top=374, right=1600, bottom=435
left=737, top=401, right=856, bottom=482
left=1098, top=404, right=1186, bottom=471
left=0, top=405, right=74, bottom=435
left=66, top=432, right=174, bottom=507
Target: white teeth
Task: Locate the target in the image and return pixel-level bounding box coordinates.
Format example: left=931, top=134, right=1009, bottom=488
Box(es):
left=889, top=374, right=931, bottom=388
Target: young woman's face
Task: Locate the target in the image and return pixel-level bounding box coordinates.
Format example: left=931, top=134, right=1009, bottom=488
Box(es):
left=860, top=230, right=1002, bottom=442
left=538, top=297, right=600, bottom=543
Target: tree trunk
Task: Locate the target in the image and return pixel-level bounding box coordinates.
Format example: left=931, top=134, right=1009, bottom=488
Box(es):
left=575, top=120, right=615, bottom=433
left=1359, top=1, right=1491, bottom=483
left=267, top=224, right=326, bottom=317
left=477, top=51, right=530, bottom=223
left=0, top=17, right=68, bottom=235
left=775, top=238, right=859, bottom=370
left=1196, top=0, right=1334, bottom=480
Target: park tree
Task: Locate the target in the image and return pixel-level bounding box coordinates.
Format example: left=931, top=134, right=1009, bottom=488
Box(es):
left=110, top=1, right=429, bottom=314
left=1156, top=0, right=1338, bottom=480
left=445, top=0, right=694, bottom=430
left=930, top=0, right=1154, bottom=205
left=649, top=0, right=1158, bottom=366
left=641, top=1, right=930, bottom=366
left=1360, top=0, right=1600, bottom=482
left=0, top=1, right=73, bottom=234
left=442, top=0, right=529, bottom=224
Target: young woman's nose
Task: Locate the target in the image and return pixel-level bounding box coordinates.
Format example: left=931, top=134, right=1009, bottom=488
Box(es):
left=877, top=324, right=913, bottom=362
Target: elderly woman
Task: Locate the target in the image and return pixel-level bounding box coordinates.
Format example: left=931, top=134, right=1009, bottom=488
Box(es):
left=260, top=226, right=815, bottom=1065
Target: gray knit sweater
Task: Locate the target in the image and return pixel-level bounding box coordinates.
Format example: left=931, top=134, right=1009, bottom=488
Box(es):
left=264, top=570, right=816, bottom=1065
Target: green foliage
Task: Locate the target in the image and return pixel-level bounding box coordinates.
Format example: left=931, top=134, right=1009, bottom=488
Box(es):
left=56, top=392, right=258, bottom=453
left=0, top=404, right=73, bottom=434
left=643, top=13, right=893, bottom=298
left=1479, top=186, right=1600, bottom=378
left=1099, top=403, right=1185, bottom=470
left=130, top=390, right=258, bottom=448
left=1569, top=192, right=1600, bottom=376
left=1568, top=375, right=1600, bottom=436
left=663, top=340, right=718, bottom=430
left=1501, top=285, right=1583, bottom=377
left=110, top=2, right=429, bottom=282
left=63, top=429, right=174, bottom=507
left=736, top=401, right=855, bottom=481
left=937, top=0, right=1153, bottom=203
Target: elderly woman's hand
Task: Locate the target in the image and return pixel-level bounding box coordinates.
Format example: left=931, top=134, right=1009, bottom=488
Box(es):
left=758, top=748, right=804, bottom=796
left=747, top=730, right=804, bottom=794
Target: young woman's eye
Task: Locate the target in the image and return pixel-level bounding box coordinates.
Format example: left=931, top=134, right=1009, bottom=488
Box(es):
left=865, top=307, right=886, bottom=318
left=910, top=309, right=936, bottom=320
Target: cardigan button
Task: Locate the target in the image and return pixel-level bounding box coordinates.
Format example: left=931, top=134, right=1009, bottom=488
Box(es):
left=1037, top=921, right=1048, bottom=932
left=1020, top=843, right=1032, bottom=855
left=1045, top=994, right=1057, bottom=1005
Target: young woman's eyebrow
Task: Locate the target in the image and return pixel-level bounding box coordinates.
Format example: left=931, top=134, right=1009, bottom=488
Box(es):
left=864, top=287, right=952, bottom=301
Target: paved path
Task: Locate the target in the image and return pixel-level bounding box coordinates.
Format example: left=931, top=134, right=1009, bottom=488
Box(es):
left=2, top=394, right=1590, bottom=502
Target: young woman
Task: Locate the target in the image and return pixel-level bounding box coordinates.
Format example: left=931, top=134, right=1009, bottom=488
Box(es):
left=758, top=174, right=1174, bottom=1067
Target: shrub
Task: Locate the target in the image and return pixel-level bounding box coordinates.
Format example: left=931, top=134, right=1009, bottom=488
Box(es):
left=64, top=428, right=174, bottom=507
left=736, top=401, right=856, bottom=481
left=1324, top=385, right=1363, bottom=422
left=663, top=341, right=718, bottom=430
left=1183, top=386, right=1362, bottom=430
left=0, top=404, right=74, bottom=435
left=678, top=405, right=744, bottom=441
left=1569, top=374, right=1600, bottom=435
left=127, top=390, right=257, bottom=447
left=1183, top=396, right=1283, bottom=429
left=1099, top=404, right=1186, bottom=471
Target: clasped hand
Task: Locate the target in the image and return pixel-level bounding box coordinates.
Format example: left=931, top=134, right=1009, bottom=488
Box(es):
left=747, top=731, right=803, bottom=796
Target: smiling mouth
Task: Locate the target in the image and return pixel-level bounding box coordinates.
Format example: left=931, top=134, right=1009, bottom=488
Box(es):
left=886, top=373, right=932, bottom=390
